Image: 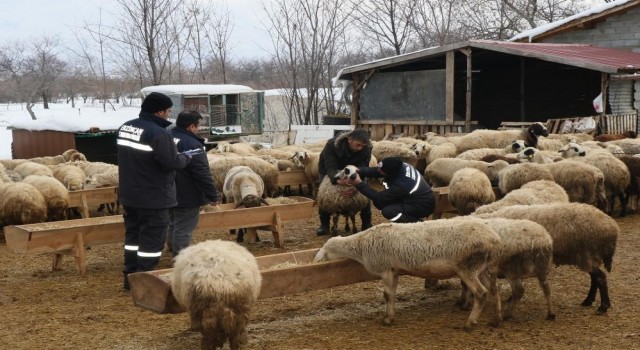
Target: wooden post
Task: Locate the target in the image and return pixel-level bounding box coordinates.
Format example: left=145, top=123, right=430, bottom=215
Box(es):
left=460, top=48, right=473, bottom=133
left=73, top=232, right=87, bottom=275
left=351, top=74, right=361, bottom=126
left=272, top=212, right=282, bottom=248
left=601, top=72, right=609, bottom=116
left=446, top=51, right=455, bottom=123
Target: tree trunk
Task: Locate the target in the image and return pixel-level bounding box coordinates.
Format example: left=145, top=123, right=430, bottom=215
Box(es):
left=26, top=102, right=37, bottom=120
left=71, top=96, right=75, bottom=108
left=42, top=92, right=49, bottom=109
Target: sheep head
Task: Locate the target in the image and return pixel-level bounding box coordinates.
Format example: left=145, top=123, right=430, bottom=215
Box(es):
left=558, top=142, right=586, bottom=158
left=528, top=122, right=550, bottom=137
left=234, top=194, right=269, bottom=209
left=334, top=165, right=359, bottom=180
left=517, top=147, right=538, bottom=160
left=511, top=140, right=526, bottom=153
left=291, top=151, right=309, bottom=167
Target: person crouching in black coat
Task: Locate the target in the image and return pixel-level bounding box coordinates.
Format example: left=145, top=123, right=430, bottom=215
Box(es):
left=340, top=157, right=435, bottom=223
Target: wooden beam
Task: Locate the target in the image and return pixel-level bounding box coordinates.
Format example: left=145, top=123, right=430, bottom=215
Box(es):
left=461, top=48, right=473, bottom=132
left=610, top=74, right=640, bottom=81
left=602, top=72, right=609, bottom=116
left=446, top=51, right=455, bottom=123
left=358, top=119, right=476, bottom=126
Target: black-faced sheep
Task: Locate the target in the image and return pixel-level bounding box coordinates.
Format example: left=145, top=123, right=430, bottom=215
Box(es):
left=316, top=166, right=369, bottom=235
left=171, top=240, right=262, bottom=350
left=448, top=168, right=496, bottom=215
left=425, top=158, right=509, bottom=187
left=474, top=180, right=568, bottom=215
left=313, top=218, right=502, bottom=329
left=458, top=217, right=555, bottom=321
left=476, top=202, right=618, bottom=314
left=516, top=147, right=562, bottom=164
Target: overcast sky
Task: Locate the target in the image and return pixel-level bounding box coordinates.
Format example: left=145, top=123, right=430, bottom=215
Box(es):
left=0, top=0, right=272, bottom=60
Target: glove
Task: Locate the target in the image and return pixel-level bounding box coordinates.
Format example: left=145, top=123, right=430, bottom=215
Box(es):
left=182, top=148, right=203, bottom=157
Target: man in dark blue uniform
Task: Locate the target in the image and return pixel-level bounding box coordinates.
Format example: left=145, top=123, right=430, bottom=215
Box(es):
left=168, top=111, right=220, bottom=257
left=117, top=92, right=192, bottom=290
left=341, top=157, right=435, bottom=223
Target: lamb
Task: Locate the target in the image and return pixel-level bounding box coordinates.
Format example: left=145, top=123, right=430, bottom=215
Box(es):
left=559, top=142, right=631, bottom=216
left=313, top=218, right=502, bottom=329
left=474, top=180, right=568, bottom=215
left=458, top=218, right=554, bottom=320
left=52, top=164, right=87, bottom=191
left=475, top=203, right=619, bottom=314
left=0, top=182, right=48, bottom=226
left=594, top=130, right=637, bottom=142
left=516, top=147, right=563, bottom=164
left=21, top=175, right=70, bottom=221
left=171, top=240, right=262, bottom=350
left=424, top=158, right=509, bottom=187
left=452, top=122, right=549, bottom=154
left=496, top=163, right=555, bottom=195
left=14, top=161, right=54, bottom=178
left=448, top=168, right=496, bottom=215
left=209, top=157, right=279, bottom=198
left=291, top=150, right=320, bottom=196
left=316, top=166, right=369, bottom=235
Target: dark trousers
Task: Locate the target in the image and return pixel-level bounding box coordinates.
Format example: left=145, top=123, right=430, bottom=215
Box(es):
left=381, top=201, right=434, bottom=223
left=319, top=201, right=372, bottom=228
left=168, top=207, right=201, bottom=258
left=123, top=206, right=170, bottom=277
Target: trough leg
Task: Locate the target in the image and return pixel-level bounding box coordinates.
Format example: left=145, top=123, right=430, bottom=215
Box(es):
left=272, top=212, right=282, bottom=248
left=72, top=232, right=87, bottom=275
left=380, top=271, right=399, bottom=325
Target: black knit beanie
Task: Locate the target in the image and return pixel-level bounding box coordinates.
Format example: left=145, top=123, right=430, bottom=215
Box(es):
left=141, top=92, right=173, bottom=113
left=379, top=157, right=404, bottom=175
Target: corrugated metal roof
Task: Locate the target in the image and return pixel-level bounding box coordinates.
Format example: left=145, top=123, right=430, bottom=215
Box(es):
left=334, top=40, right=640, bottom=81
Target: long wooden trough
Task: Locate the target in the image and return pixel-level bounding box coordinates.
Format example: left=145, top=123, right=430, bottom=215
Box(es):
left=128, top=248, right=379, bottom=314
left=4, top=196, right=315, bottom=274
left=67, top=186, right=119, bottom=218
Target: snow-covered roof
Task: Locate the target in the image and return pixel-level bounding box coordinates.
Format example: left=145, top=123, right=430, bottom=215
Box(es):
left=509, top=0, right=637, bottom=42
left=141, top=84, right=258, bottom=96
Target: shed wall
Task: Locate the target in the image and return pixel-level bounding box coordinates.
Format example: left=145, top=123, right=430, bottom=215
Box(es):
left=11, top=130, right=76, bottom=159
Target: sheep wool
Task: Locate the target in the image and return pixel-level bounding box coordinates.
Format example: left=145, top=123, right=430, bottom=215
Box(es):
left=172, top=240, right=262, bottom=350
left=314, top=218, right=502, bottom=329
left=497, top=163, right=555, bottom=195
left=448, top=168, right=496, bottom=215
left=317, top=174, right=368, bottom=235
left=474, top=180, right=568, bottom=215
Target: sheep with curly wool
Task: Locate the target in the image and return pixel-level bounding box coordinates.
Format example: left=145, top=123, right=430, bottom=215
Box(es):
left=559, top=142, right=631, bottom=216
left=496, top=163, right=555, bottom=195
left=316, top=166, right=369, bottom=235
left=425, top=158, right=509, bottom=187
left=475, top=202, right=618, bottom=314
left=84, top=168, right=119, bottom=189
left=171, top=240, right=262, bottom=350
left=457, top=217, right=554, bottom=321
left=14, top=161, right=54, bottom=178
left=0, top=182, right=48, bottom=226
left=0, top=159, right=28, bottom=170
left=214, top=142, right=261, bottom=156
left=223, top=166, right=268, bottom=209
left=21, top=175, right=70, bottom=221
left=52, top=164, right=87, bottom=191
left=474, top=180, right=568, bottom=215
left=448, top=168, right=496, bottom=215
left=313, top=218, right=502, bottom=329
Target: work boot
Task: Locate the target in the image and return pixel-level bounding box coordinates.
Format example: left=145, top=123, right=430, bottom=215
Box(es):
left=123, top=275, right=131, bottom=291
left=361, top=221, right=372, bottom=231
left=317, top=210, right=331, bottom=236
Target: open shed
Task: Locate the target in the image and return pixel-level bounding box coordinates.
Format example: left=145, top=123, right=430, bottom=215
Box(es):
left=334, top=39, right=640, bottom=139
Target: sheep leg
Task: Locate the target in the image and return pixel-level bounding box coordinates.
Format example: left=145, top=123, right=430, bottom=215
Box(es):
left=457, top=271, right=488, bottom=331
left=618, top=192, right=628, bottom=217
left=330, top=214, right=339, bottom=236
left=503, top=279, right=524, bottom=321
left=479, top=270, right=502, bottom=327
left=343, top=214, right=351, bottom=234
left=589, top=268, right=611, bottom=314
left=350, top=215, right=358, bottom=234
left=456, top=280, right=473, bottom=311
left=380, top=270, right=399, bottom=325
left=537, top=275, right=556, bottom=320
left=581, top=270, right=599, bottom=308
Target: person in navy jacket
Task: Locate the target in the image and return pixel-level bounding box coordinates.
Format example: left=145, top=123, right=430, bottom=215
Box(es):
left=117, top=92, right=191, bottom=290
left=340, top=157, right=435, bottom=223
left=168, top=111, right=220, bottom=257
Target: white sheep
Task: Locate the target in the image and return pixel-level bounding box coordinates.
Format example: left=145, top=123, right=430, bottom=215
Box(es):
left=456, top=141, right=525, bottom=161
left=21, top=175, right=70, bottom=221
left=448, top=168, right=496, bottom=215
left=214, top=142, right=261, bottom=156
left=291, top=150, right=320, bottom=196
left=540, top=160, right=607, bottom=210
left=0, top=163, right=12, bottom=183
left=516, top=147, right=562, bottom=164
left=546, top=133, right=593, bottom=143
left=425, top=158, right=509, bottom=187
left=458, top=218, right=555, bottom=321
left=559, top=142, right=631, bottom=216
left=223, top=166, right=268, bottom=208
left=452, top=122, right=549, bottom=154
left=52, top=164, right=86, bottom=191
left=61, top=149, right=87, bottom=162
left=209, top=156, right=279, bottom=198
left=426, top=142, right=457, bottom=164
left=84, top=168, right=119, bottom=189
left=171, top=240, right=262, bottom=350
left=316, top=166, right=369, bottom=235
left=14, top=161, right=54, bottom=178
left=496, top=162, right=555, bottom=195
left=474, top=180, right=569, bottom=215
left=371, top=140, right=418, bottom=161
left=0, top=182, right=48, bottom=226
left=475, top=202, right=619, bottom=314
left=313, top=218, right=502, bottom=329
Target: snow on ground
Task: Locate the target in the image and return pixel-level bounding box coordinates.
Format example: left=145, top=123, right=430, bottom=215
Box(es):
left=0, top=100, right=142, bottom=160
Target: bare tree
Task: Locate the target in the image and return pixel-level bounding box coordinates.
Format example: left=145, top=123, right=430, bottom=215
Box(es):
left=80, top=8, right=115, bottom=111
left=352, top=0, right=419, bottom=55
left=412, top=0, right=467, bottom=48
left=206, top=3, right=233, bottom=84
left=29, top=36, right=66, bottom=109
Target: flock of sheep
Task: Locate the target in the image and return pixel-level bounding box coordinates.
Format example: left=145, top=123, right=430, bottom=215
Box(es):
left=177, top=123, right=639, bottom=348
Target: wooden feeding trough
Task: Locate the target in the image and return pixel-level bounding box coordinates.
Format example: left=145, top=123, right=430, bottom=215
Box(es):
left=128, top=248, right=379, bottom=314
left=431, top=186, right=502, bottom=219
left=67, top=186, right=119, bottom=218
left=4, top=196, right=315, bottom=274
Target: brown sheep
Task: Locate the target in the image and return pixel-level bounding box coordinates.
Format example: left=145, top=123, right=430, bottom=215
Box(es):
left=594, top=130, right=637, bottom=142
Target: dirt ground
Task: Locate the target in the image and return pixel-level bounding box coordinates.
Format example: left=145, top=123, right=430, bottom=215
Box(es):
left=1, top=189, right=640, bottom=350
